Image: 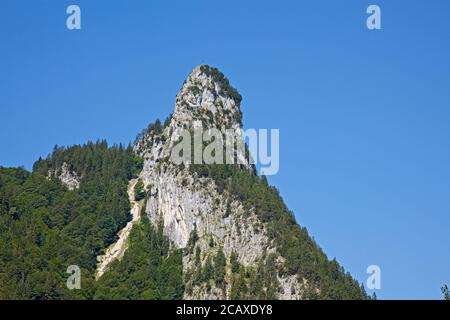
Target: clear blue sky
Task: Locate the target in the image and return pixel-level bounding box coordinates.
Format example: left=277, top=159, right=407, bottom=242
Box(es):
left=1, top=0, right=449, bottom=299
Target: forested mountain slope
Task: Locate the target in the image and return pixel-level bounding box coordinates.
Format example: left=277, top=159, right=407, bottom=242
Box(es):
left=0, top=66, right=368, bottom=300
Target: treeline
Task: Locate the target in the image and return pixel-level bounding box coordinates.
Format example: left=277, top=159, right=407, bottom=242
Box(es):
left=33, top=141, right=143, bottom=254
left=0, top=141, right=182, bottom=299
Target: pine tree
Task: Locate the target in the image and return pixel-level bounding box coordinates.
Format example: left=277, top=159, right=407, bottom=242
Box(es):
left=442, top=284, right=450, bottom=300
left=134, top=179, right=146, bottom=201
left=214, top=249, right=226, bottom=286
left=230, top=251, right=240, bottom=273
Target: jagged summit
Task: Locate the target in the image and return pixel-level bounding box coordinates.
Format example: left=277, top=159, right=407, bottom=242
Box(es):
left=170, top=65, right=243, bottom=132
left=134, top=65, right=249, bottom=168
left=181, top=65, right=242, bottom=105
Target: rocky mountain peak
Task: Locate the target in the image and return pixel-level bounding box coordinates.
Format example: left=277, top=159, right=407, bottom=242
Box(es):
left=170, top=65, right=243, bottom=132
left=135, top=65, right=249, bottom=169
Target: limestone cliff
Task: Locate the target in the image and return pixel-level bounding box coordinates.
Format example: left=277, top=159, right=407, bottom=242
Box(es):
left=134, top=65, right=306, bottom=299
left=47, top=161, right=81, bottom=190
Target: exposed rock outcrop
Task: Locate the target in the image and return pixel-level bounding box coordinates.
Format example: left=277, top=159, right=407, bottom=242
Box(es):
left=47, top=162, right=81, bottom=190
left=134, top=65, right=304, bottom=299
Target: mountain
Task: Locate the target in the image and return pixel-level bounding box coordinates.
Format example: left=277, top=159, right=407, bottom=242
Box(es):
left=0, top=65, right=367, bottom=300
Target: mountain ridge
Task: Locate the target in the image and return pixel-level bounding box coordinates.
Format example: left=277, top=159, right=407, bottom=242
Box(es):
left=0, top=65, right=368, bottom=300
left=131, top=65, right=368, bottom=299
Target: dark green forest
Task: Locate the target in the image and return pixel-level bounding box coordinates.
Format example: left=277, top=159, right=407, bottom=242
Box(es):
left=0, top=136, right=367, bottom=300
left=94, top=207, right=183, bottom=300
left=0, top=141, right=182, bottom=299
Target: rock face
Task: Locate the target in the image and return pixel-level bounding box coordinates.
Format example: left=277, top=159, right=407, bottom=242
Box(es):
left=169, top=65, right=243, bottom=133
left=134, top=65, right=304, bottom=299
left=47, top=162, right=81, bottom=190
